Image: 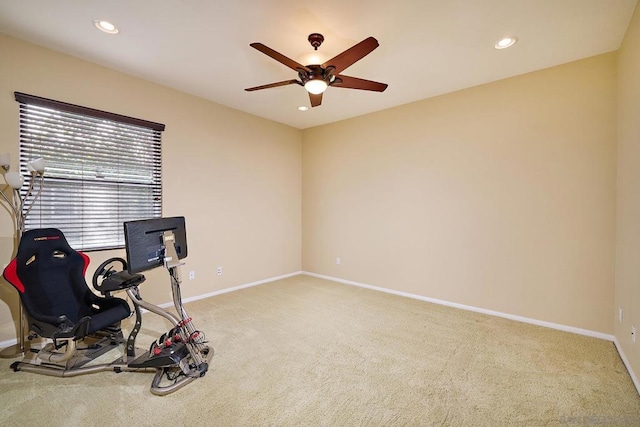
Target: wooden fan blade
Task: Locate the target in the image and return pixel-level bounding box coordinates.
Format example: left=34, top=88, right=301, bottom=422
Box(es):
left=322, top=37, right=379, bottom=74
left=245, top=80, right=301, bottom=91
left=250, top=43, right=311, bottom=73
left=332, top=75, right=388, bottom=92
left=309, top=92, right=323, bottom=107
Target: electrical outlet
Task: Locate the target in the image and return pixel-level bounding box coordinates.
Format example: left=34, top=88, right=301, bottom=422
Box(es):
left=336, top=257, right=341, bottom=265
left=188, top=271, right=195, bottom=280
left=619, top=307, right=623, bottom=323
left=633, top=326, right=637, bottom=344
left=216, top=267, right=223, bottom=276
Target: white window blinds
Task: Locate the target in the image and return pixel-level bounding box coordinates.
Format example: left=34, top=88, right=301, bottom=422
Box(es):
left=15, top=92, right=164, bottom=251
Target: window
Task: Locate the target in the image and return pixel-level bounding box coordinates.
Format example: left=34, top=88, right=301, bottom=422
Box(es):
left=15, top=92, right=164, bottom=251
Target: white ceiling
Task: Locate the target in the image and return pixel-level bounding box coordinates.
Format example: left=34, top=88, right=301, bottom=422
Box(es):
left=0, top=0, right=637, bottom=129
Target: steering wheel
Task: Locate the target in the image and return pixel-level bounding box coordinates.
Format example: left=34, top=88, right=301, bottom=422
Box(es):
left=92, top=257, right=128, bottom=293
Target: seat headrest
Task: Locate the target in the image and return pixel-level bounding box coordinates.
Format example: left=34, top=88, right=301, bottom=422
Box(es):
left=18, top=228, right=73, bottom=257
left=4, top=228, right=87, bottom=294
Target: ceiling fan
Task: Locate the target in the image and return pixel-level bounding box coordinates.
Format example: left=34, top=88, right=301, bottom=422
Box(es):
left=245, top=33, right=388, bottom=107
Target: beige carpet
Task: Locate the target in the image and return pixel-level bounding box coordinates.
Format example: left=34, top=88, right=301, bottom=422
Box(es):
left=0, top=274, right=639, bottom=426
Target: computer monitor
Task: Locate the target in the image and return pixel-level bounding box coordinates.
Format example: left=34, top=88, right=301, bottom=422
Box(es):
left=124, top=216, right=188, bottom=274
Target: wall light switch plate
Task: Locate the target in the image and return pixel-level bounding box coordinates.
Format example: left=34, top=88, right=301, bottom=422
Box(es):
left=619, top=307, right=623, bottom=323
left=632, top=326, right=636, bottom=344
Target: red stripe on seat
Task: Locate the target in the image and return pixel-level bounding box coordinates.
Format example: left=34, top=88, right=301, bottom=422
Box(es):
left=79, top=251, right=90, bottom=276
left=2, top=258, right=24, bottom=293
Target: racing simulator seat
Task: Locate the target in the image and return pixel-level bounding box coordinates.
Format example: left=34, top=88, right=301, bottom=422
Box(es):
left=2, top=217, right=212, bottom=395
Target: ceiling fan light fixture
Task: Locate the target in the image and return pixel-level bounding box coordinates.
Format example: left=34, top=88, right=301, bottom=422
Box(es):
left=495, top=36, right=518, bottom=49
left=93, top=19, right=119, bottom=35
left=298, top=106, right=309, bottom=111
left=304, top=79, right=328, bottom=95
left=246, top=35, right=387, bottom=107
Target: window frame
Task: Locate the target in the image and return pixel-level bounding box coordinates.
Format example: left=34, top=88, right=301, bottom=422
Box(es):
left=15, top=92, right=165, bottom=251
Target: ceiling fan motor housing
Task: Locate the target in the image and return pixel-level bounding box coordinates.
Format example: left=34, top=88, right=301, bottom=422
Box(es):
left=299, top=65, right=332, bottom=85
left=308, top=33, right=324, bottom=50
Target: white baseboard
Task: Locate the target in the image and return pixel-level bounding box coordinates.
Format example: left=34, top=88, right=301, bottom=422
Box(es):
left=0, top=337, right=17, bottom=349
left=0, top=271, right=620, bottom=344
left=0, top=271, right=304, bottom=348
left=4, top=270, right=637, bottom=397
left=303, top=273, right=640, bottom=396
left=302, top=271, right=614, bottom=341
left=158, top=270, right=304, bottom=308
left=613, top=338, right=640, bottom=396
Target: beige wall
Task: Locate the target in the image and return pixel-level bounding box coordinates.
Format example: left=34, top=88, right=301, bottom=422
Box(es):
left=0, top=35, right=302, bottom=343
left=616, top=4, right=640, bottom=385
left=303, top=53, right=618, bottom=334
left=0, top=27, right=629, bottom=366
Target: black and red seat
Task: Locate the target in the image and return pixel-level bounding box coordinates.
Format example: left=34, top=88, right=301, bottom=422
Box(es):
left=2, top=228, right=131, bottom=340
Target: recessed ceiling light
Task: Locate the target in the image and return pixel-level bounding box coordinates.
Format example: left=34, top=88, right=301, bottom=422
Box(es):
left=495, top=36, right=518, bottom=49
left=298, top=106, right=309, bottom=111
left=93, top=19, right=119, bottom=35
